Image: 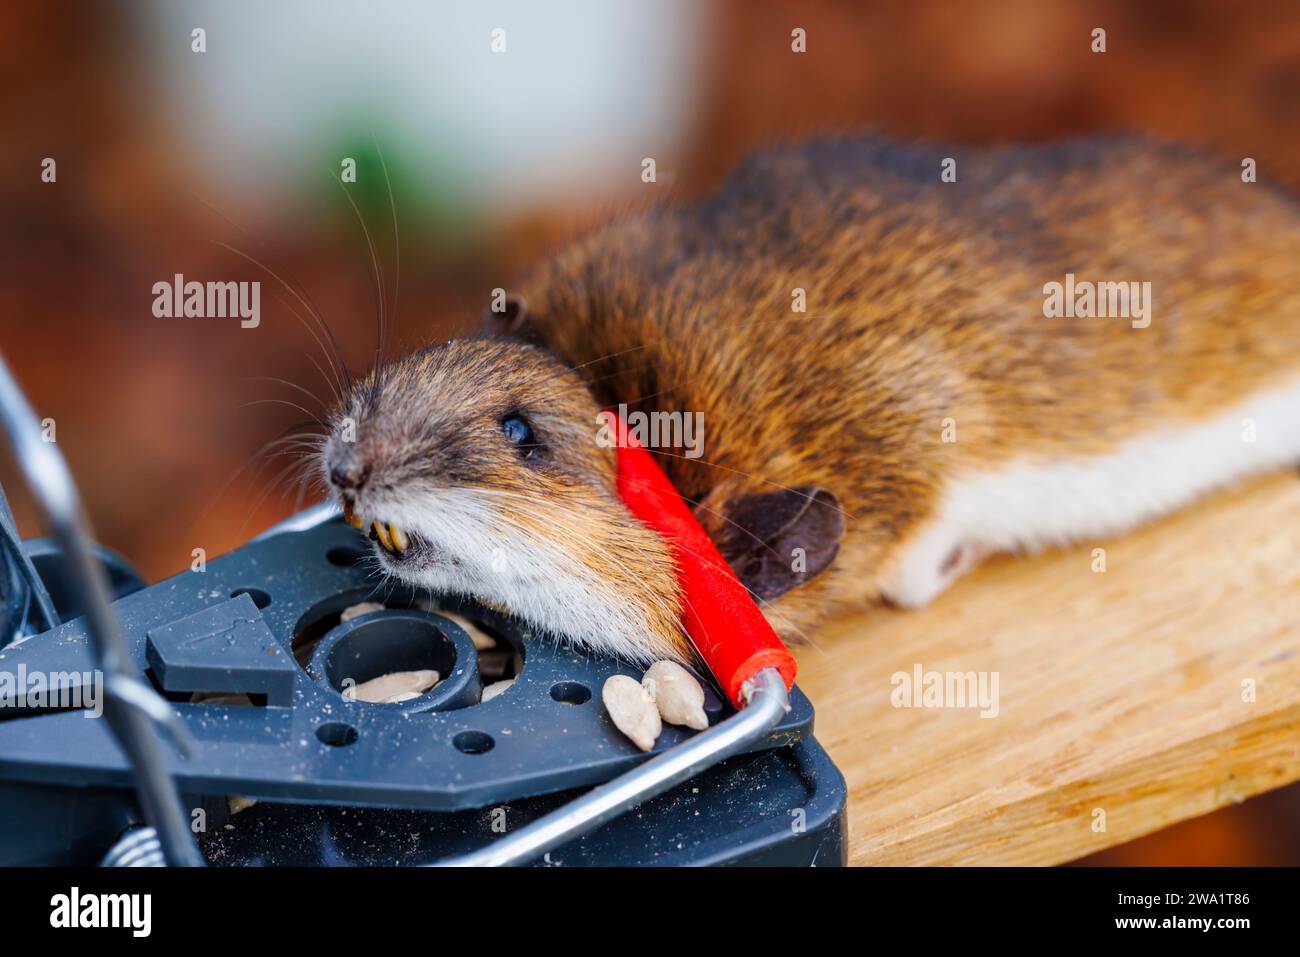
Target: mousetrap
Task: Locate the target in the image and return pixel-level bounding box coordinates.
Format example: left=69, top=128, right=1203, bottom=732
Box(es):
left=0, top=354, right=847, bottom=866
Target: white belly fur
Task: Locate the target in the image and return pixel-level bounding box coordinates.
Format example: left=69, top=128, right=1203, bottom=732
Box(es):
left=882, top=375, right=1300, bottom=607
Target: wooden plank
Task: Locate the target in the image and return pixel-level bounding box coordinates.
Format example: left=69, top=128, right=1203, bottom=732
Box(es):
left=793, top=471, right=1300, bottom=865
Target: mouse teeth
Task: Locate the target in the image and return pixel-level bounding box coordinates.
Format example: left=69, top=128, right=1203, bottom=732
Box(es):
left=371, top=520, right=407, bottom=558
left=342, top=500, right=361, bottom=528
left=388, top=524, right=409, bottom=552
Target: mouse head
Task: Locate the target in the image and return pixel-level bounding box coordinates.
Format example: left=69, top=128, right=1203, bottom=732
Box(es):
left=320, top=338, right=691, bottom=665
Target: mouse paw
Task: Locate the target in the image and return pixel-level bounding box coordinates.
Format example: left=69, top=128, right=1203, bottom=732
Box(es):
left=880, top=539, right=985, bottom=609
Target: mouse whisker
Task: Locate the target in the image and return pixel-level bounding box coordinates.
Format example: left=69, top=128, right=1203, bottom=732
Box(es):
left=329, top=165, right=390, bottom=412
left=194, top=191, right=352, bottom=403
left=210, top=239, right=352, bottom=401
left=265, top=290, right=349, bottom=406
left=181, top=423, right=326, bottom=543
left=374, top=135, right=401, bottom=378
left=234, top=445, right=328, bottom=540
left=246, top=376, right=332, bottom=421
left=237, top=397, right=329, bottom=428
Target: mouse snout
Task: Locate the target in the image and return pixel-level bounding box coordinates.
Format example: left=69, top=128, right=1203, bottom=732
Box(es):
left=327, top=451, right=370, bottom=492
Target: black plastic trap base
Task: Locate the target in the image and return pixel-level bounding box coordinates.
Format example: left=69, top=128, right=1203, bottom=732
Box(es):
left=200, top=737, right=846, bottom=867
left=0, top=513, right=848, bottom=866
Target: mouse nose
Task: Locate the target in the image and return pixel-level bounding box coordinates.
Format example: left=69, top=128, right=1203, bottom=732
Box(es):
left=329, top=457, right=370, bottom=491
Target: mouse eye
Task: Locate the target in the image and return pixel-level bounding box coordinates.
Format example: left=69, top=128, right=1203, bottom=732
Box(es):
left=500, top=413, right=540, bottom=457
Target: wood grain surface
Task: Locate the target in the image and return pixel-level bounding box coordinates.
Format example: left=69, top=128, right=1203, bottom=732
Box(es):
left=794, top=472, right=1300, bottom=865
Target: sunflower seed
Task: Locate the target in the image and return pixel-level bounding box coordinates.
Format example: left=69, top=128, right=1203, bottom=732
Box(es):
left=642, top=660, right=709, bottom=731
left=436, top=609, right=498, bottom=650
left=227, top=795, right=258, bottom=816
left=602, top=675, right=661, bottom=751
left=481, top=679, right=515, bottom=703
left=340, top=601, right=385, bottom=622
left=343, top=669, right=440, bottom=703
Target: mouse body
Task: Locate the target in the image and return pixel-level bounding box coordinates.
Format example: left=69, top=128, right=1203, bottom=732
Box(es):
left=325, top=135, right=1300, bottom=661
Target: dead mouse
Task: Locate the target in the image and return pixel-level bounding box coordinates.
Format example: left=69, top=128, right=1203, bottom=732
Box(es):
left=321, top=134, right=1300, bottom=663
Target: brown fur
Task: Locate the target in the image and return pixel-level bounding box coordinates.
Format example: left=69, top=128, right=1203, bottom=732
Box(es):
left=329, top=134, right=1300, bottom=658
left=513, top=134, right=1300, bottom=642
left=327, top=339, right=691, bottom=663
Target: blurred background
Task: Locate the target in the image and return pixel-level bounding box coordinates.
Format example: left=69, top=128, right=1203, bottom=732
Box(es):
left=2, top=0, right=1299, bottom=864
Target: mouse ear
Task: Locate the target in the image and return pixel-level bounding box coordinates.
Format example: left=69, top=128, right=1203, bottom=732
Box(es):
left=715, top=486, right=845, bottom=602
left=480, top=294, right=542, bottom=343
